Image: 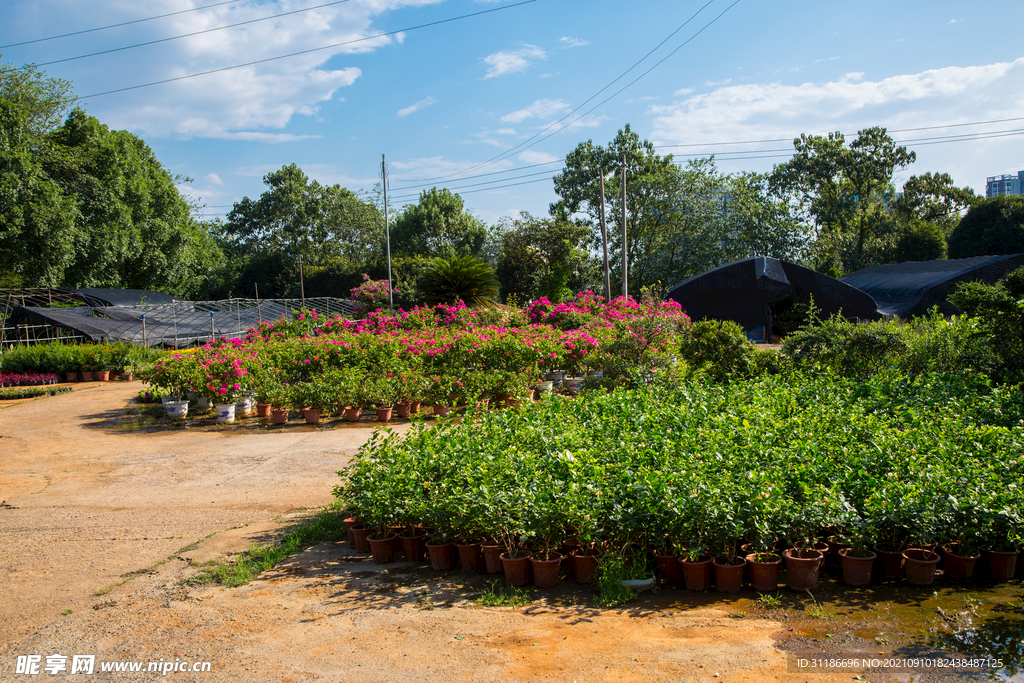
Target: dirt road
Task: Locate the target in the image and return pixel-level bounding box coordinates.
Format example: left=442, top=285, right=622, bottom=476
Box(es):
left=0, top=384, right=851, bottom=682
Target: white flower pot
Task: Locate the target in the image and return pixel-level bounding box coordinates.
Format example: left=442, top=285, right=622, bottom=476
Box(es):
left=165, top=400, right=189, bottom=419
left=197, top=396, right=211, bottom=409
left=216, top=403, right=236, bottom=423
left=161, top=396, right=180, bottom=406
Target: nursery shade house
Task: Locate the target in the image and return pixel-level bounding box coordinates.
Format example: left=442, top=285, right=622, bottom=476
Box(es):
left=666, top=257, right=878, bottom=340
left=839, top=254, right=1024, bottom=318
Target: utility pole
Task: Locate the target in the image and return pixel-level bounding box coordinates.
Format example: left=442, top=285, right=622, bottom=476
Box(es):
left=382, top=154, right=394, bottom=313
left=598, top=168, right=611, bottom=302
left=620, top=152, right=628, bottom=297
left=298, top=254, right=306, bottom=309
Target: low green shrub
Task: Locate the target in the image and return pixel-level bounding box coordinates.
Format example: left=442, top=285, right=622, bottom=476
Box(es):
left=678, top=319, right=756, bottom=381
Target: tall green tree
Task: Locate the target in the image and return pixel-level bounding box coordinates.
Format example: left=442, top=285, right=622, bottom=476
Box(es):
left=892, top=172, right=980, bottom=236
left=390, top=187, right=487, bottom=260
left=1, top=63, right=220, bottom=295
left=553, top=126, right=805, bottom=294
left=1, top=63, right=79, bottom=286
left=493, top=212, right=598, bottom=303
left=948, top=195, right=1024, bottom=258
left=219, top=164, right=382, bottom=297
left=769, top=127, right=916, bottom=274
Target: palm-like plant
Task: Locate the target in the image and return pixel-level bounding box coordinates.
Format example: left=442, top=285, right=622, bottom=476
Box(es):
left=420, top=255, right=499, bottom=306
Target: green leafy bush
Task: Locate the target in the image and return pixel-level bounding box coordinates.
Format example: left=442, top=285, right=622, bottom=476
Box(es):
left=677, top=319, right=756, bottom=381
left=335, top=372, right=1024, bottom=565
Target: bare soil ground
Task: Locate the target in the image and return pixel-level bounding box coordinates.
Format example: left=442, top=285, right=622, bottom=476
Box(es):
left=0, top=383, right=991, bottom=682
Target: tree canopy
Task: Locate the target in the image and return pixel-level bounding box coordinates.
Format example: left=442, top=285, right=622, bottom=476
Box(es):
left=1, top=63, right=221, bottom=295
left=769, top=127, right=916, bottom=274
left=948, top=195, right=1024, bottom=259
left=390, top=187, right=487, bottom=260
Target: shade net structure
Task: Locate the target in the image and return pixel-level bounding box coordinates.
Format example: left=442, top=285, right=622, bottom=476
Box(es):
left=666, top=257, right=879, bottom=340
left=4, top=296, right=356, bottom=348
left=839, top=254, right=1024, bottom=318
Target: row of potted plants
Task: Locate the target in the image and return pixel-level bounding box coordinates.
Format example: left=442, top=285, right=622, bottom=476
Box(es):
left=334, top=371, right=1024, bottom=592
left=141, top=295, right=689, bottom=417
left=0, top=341, right=162, bottom=377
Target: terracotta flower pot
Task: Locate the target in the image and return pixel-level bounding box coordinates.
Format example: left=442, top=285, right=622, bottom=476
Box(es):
left=456, top=543, right=482, bottom=571
left=426, top=542, right=457, bottom=571
left=271, top=408, right=288, bottom=425
left=399, top=533, right=427, bottom=563
left=531, top=551, right=562, bottom=588
left=66, top=372, right=78, bottom=382
left=481, top=544, right=504, bottom=574
left=410, top=401, right=421, bottom=413
left=432, top=405, right=450, bottom=417
left=713, top=557, right=746, bottom=593
left=903, top=548, right=940, bottom=586
left=655, top=554, right=682, bottom=585
left=941, top=546, right=980, bottom=581
left=344, top=518, right=359, bottom=545
left=680, top=555, right=713, bottom=591
left=345, top=407, right=361, bottom=422
left=256, top=403, right=272, bottom=417
left=376, top=406, right=393, bottom=422
left=826, top=535, right=852, bottom=568
left=81, top=371, right=94, bottom=382
left=303, top=408, right=321, bottom=425
left=500, top=552, right=532, bottom=586
left=746, top=552, right=782, bottom=592
left=95, top=370, right=110, bottom=381
left=368, top=535, right=397, bottom=565
left=395, top=402, right=411, bottom=418
left=873, top=544, right=905, bottom=579
left=784, top=548, right=823, bottom=591
left=839, top=548, right=876, bottom=587
left=351, top=525, right=372, bottom=553
left=571, top=553, right=599, bottom=584
left=984, top=548, right=1019, bottom=582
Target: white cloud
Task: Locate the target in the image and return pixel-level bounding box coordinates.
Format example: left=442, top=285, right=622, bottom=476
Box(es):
left=495, top=128, right=518, bottom=135
left=519, top=150, right=560, bottom=164
left=397, top=96, right=438, bottom=117
left=483, top=43, right=546, bottom=78
left=650, top=58, right=1024, bottom=194
left=214, top=131, right=325, bottom=143
left=559, top=36, right=588, bottom=48
left=948, top=19, right=958, bottom=24
left=204, top=173, right=224, bottom=186
left=68, top=0, right=444, bottom=139
left=705, top=78, right=732, bottom=87
left=501, top=98, right=571, bottom=123
left=675, top=87, right=695, bottom=95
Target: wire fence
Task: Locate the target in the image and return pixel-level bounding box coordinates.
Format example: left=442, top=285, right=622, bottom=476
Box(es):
left=1, top=295, right=357, bottom=350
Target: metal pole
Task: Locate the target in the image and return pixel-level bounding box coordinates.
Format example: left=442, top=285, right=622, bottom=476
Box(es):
left=383, top=154, right=394, bottom=313
left=599, top=168, right=611, bottom=302
left=173, top=303, right=179, bottom=349
left=141, top=314, right=147, bottom=346
left=255, top=282, right=262, bottom=324
left=299, top=255, right=305, bottom=309
left=621, top=152, right=628, bottom=298
left=0, top=293, right=11, bottom=348
left=235, top=300, right=241, bottom=335
left=210, top=311, right=216, bottom=341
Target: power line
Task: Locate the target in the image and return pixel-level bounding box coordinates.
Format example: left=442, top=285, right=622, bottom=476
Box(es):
left=80, top=0, right=538, bottom=99
left=387, top=128, right=1024, bottom=202
left=393, top=117, right=1024, bottom=192
left=418, top=0, right=723, bottom=184
left=0, top=0, right=242, bottom=49
left=36, top=0, right=357, bottom=67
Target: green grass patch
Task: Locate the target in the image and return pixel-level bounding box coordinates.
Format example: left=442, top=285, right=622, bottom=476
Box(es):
left=187, top=508, right=347, bottom=588
left=476, top=580, right=534, bottom=607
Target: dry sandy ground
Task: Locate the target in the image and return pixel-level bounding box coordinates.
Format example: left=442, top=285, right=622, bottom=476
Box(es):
left=0, top=383, right=857, bottom=682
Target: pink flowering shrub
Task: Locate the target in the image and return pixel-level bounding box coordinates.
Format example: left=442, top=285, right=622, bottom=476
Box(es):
left=350, top=274, right=396, bottom=318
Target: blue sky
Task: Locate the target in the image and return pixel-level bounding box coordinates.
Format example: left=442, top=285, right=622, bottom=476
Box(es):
left=3, top=0, right=1023, bottom=226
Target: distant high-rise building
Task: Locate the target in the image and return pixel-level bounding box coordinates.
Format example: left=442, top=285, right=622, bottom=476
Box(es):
left=986, top=171, right=1024, bottom=198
